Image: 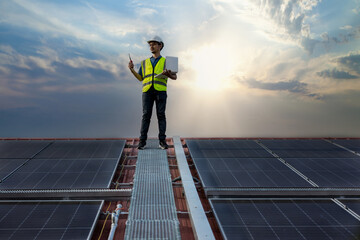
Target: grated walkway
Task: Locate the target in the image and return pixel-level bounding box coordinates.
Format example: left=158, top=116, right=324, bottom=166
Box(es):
left=124, top=139, right=180, bottom=240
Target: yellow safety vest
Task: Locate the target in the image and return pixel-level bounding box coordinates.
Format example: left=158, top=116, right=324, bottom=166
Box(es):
left=141, top=57, right=167, bottom=92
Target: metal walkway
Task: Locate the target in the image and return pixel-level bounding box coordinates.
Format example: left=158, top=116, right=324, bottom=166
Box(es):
left=124, top=140, right=180, bottom=240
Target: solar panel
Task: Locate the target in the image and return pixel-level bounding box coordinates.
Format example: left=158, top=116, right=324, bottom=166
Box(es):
left=210, top=199, right=360, bottom=240
left=0, top=159, right=28, bottom=181
left=35, top=140, right=125, bottom=159
left=284, top=158, right=360, bottom=187
left=193, top=157, right=312, bottom=188
left=0, top=158, right=120, bottom=189
left=0, top=141, right=51, bottom=159
left=187, top=140, right=273, bottom=158
left=260, top=139, right=356, bottom=158
left=0, top=140, right=125, bottom=189
left=340, top=199, right=360, bottom=216
left=0, top=201, right=102, bottom=240
left=333, top=139, right=360, bottom=153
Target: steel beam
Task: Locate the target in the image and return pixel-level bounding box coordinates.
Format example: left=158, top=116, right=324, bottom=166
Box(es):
left=174, top=136, right=215, bottom=240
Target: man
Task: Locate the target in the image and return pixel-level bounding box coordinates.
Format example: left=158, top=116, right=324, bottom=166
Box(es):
left=128, top=36, right=177, bottom=150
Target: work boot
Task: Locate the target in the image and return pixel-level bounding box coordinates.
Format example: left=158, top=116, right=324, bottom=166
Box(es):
left=138, top=140, right=146, bottom=150
left=159, top=140, right=168, bottom=150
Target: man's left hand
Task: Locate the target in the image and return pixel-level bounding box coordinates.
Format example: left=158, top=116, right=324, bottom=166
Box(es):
left=162, top=69, right=177, bottom=80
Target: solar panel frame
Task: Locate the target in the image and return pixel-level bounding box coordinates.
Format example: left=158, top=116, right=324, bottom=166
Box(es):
left=0, top=200, right=103, bottom=240
left=210, top=198, right=360, bottom=240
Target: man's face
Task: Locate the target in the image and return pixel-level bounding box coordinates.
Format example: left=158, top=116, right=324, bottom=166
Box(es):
left=149, top=41, right=161, bottom=53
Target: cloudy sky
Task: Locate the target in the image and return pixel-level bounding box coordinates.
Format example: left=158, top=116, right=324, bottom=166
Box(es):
left=1, top=0, right=359, bottom=138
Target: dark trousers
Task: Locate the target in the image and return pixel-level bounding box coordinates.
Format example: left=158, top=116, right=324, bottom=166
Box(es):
left=140, top=90, right=167, bottom=141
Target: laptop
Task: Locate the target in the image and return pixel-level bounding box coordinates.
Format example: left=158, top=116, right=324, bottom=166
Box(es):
left=155, top=56, right=178, bottom=79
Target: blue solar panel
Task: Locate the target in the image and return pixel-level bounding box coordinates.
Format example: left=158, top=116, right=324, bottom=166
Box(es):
left=187, top=140, right=273, bottom=158
left=333, top=139, right=360, bottom=153
left=0, top=158, right=119, bottom=189
left=0, top=140, right=125, bottom=189
left=260, top=139, right=356, bottom=158
left=35, top=140, right=125, bottom=159
left=284, top=158, right=360, bottom=187
left=0, top=159, right=28, bottom=181
left=0, top=141, right=51, bottom=159
left=193, top=157, right=312, bottom=188
left=0, top=201, right=102, bottom=240
left=211, top=199, right=360, bottom=240
left=340, top=199, right=360, bottom=216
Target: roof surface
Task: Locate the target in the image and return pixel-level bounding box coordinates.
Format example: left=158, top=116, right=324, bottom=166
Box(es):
left=0, top=137, right=359, bottom=240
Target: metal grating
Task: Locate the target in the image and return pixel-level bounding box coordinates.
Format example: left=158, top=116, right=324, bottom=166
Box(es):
left=124, top=140, right=180, bottom=240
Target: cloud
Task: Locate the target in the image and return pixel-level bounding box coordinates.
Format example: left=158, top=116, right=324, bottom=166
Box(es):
left=317, top=68, right=358, bottom=80
left=353, top=7, right=360, bottom=14
left=244, top=78, right=321, bottom=99
left=135, top=7, right=158, bottom=16
left=249, top=0, right=320, bottom=36
left=321, top=27, right=360, bottom=44
left=335, top=52, right=360, bottom=74
left=340, top=25, right=353, bottom=30
left=0, top=0, right=155, bottom=50
left=226, top=0, right=360, bottom=54
left=301, top=27, right=360, bottom=54
left=0, top=44, right=135, bottom=98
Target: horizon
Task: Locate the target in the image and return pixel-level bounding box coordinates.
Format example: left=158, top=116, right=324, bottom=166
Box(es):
left=1, top=0, right=360, bottom=138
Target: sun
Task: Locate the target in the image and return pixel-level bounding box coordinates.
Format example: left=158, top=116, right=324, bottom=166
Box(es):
left=190, top=43, right=237, bottom=91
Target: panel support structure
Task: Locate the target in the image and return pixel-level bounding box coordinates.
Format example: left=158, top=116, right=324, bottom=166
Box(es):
left=0, top=188, right=131, bottom=201
left=173, top=136, right=215, bottom=240
left=205, top=187, right=360, bottom=198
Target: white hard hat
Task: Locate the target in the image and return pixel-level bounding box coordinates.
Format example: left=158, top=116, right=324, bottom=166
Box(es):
left=147, top=36, right=164, bottom=50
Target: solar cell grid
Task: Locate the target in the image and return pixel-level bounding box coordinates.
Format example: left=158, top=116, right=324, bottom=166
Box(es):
left=211, top=199, right=360, bottom=240
left=0, top=159, right=28, bottom=181
left=0, top=141, right=51, bottom=159
left=260, top=140, right=337, bottom=149
left=0, top=158, right=119, bottom=189
left=0, top=140, right=125, bottom=189
left=334, top=139, right=360, bottom=153
left=35, top=140, right=125, bottom=159
left=193, top=157, right=312, bottom=188
left=260, top=139, right=356, bottom=158
left=187, top=140, right=273, bottom=158
left=285, top=158, right=360, bottom=187
left=0, top=201, right=102, bottom=240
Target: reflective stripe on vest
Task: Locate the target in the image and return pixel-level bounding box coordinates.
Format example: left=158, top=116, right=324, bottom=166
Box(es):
left=142, top=57, right=167, bottom=92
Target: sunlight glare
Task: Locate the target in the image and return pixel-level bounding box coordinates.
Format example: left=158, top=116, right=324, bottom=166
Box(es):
left=191, top=43, right=236, bottom=91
